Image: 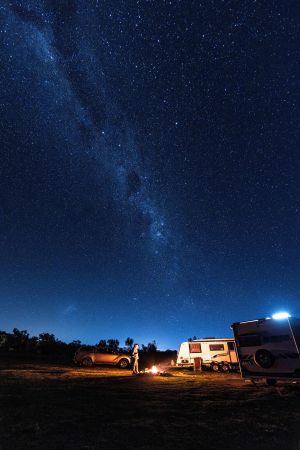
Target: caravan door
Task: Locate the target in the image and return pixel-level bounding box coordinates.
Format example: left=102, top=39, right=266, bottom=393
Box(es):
left=228, top=341, right=238, bottom=364
left=188, top=342, right=202, bottom=365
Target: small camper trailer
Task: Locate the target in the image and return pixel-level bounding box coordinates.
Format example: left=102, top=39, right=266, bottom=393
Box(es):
left=176, top=338, right=239, bottom=372
left=232, top=314, right=300, bottom=384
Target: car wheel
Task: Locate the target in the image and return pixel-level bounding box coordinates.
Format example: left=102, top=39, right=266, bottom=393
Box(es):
left=254, top=349, right=274, bottom=369
left=211, top=363, right=219, bottom=372
left=119, top=358, right=130, bottom=369
left=82, top=357, right=93, bottom=367
left=220, top=363, right=230, bottom=373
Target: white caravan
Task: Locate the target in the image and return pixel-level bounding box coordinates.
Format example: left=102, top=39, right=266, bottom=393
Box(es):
left=232, top=315, right=300, bottom=384
left=176, top=338, right=239, bottom=372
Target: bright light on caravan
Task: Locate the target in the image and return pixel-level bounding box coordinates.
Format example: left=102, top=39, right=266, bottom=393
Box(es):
left=271, top=312, right=291, bottom=320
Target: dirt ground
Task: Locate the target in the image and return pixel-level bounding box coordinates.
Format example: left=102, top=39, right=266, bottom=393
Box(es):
left=0, top=362, right=299, bottom=450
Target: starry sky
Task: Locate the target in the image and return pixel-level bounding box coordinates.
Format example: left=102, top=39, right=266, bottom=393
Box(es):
left=0, top=0, right=300, bottom=349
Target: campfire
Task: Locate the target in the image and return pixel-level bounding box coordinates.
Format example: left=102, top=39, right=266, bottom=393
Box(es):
left=138, top=365, right=169, bottom=376
left=145, top=365, right=160, bottom=374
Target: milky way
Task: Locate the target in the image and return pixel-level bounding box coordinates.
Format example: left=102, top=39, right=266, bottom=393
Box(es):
left=3, top=1, right=171, bottom=256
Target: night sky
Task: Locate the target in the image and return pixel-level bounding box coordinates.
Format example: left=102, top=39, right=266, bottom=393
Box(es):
left=1, top=0, right=300, bottom=349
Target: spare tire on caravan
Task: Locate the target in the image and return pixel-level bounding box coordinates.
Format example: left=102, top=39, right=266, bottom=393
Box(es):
left=232, top=315, right=300, bottom=385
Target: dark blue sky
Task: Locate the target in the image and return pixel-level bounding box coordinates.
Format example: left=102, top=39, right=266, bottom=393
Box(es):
left=0, top=0, right=299, bottom=349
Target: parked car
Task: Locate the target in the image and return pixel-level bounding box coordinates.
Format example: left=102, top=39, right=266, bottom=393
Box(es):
left=74, top=347, right=131, bottom=368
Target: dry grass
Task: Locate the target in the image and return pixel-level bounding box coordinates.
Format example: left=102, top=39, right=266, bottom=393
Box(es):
left=0, top=361, right=299, bottom=449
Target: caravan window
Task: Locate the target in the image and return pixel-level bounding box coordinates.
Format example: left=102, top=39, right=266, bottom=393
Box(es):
left=209, top=344, right=224, bottom=351
left=228, top=342, right=235, bottom=351
left=189, top=343, right=201, bottom=353
left=238, top=334, right=262, bottom=347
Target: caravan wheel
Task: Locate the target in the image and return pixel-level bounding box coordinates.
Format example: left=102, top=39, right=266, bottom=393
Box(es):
left=220, top=363, right=230, bottom=373
left=211, top=363, right=219, bottom=372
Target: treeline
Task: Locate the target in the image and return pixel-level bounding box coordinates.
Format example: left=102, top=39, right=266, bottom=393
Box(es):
left=0, top=329, right=175, bottom=364
left=96, top=337, right=158, bottom=353
left=0, top=328, right=81, bottom=356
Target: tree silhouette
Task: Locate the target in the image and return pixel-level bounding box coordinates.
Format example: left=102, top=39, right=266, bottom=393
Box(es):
left=125, top=337, right=134, bottom=350
left=12, top=328, right=29, bottom=351
left=107, top=339, right=119, bottom=352
left=70, top=340, right=81, bottom=347
left=98, top=339, right=107, bottom=350
left=38, top=333, right=57, bottom=354
left=38, top=333, right=56, bottom=343
left=146, top=341, right=157, bottom=352
left=0, top=331, right=9, bottom=350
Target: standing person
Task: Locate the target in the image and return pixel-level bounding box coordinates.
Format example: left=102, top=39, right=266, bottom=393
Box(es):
left=132, top=343, right=139, bottom=374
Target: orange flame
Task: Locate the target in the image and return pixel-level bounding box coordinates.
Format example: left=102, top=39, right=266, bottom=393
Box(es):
left=144, top=365, right=159, bottom=374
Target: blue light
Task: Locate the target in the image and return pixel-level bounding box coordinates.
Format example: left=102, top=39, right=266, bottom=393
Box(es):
left=271, top=312, right=291, bottom=320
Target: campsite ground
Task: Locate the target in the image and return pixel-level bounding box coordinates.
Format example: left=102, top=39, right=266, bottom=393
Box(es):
left=0, top=361, right=299, bottom=450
